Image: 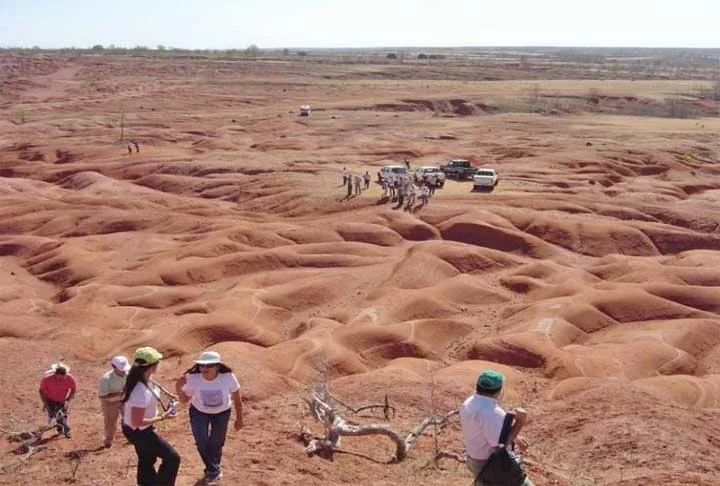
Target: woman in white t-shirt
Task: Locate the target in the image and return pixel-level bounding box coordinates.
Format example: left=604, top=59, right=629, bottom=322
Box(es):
left=121, top=347, right=180, bottom=486
left=175, top=351, right=243, bottom=483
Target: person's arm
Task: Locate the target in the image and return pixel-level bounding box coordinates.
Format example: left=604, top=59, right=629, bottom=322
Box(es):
left=505, top=408, right=528, bottom=448
left=98, top=375, right=121, bottom=400
left=129, top=406, right=174, bottom=428
left=175, top=375, right=191, bottom=404
left=39, top=385, right=48, bottom=410
left=231, top=390, right=243, bottom=430
left=66, top=375, right=77, bottom=402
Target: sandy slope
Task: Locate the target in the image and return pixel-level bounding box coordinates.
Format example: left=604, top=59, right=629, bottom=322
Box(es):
left=0, top=53, right=719, bottom=486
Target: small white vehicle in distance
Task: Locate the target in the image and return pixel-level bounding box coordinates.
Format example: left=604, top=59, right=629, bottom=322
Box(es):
left=414, top=166, right=446, bottom=187
left=472, top=168, right=499, bottom=191
left=378, top=164, right=409, bottom=182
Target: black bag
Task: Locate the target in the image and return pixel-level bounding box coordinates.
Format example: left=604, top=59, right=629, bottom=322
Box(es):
left=476, top=412, right=526, bottom=486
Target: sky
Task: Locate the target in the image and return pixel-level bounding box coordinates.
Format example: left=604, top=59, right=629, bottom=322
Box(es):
left=1, top=0, right=719, bottom=49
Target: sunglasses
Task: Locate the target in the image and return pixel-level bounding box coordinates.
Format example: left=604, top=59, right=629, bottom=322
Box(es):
left=199, top=364, right=218, bottom=368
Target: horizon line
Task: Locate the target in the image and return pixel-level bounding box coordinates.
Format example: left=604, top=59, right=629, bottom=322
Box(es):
left=2, top=44, right=720, bottom=51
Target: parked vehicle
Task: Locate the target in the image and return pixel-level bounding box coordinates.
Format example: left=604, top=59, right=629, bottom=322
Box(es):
left=472, top=168, right=499, bottom=190
left=299, top=105, right=311, bottom=116
left=414, top=166, right=446, bottom=187
left=378, top=164, right=409, bottom=182
left=439, top=159, right=477, bottom=179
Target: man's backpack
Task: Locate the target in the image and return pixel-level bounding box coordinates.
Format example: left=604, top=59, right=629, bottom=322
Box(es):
left=476, top=412, right=527, bottom=486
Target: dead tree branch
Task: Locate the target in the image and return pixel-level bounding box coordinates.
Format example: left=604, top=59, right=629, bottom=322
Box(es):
left=321, top=383, right=396, bottom=419
left=304, top=391, right=458, bottom=463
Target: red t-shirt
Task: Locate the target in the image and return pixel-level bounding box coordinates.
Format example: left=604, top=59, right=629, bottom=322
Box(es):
left=40, top=373, right=77, bottom=402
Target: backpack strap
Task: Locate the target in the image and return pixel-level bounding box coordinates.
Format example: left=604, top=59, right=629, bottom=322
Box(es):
left=142, top=382, right=168, bottom=412
left=497, top=411, right=515, bottom=448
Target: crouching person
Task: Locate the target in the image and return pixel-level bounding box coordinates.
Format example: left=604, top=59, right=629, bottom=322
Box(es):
left=39, top=362, right=76, bottom=438
left=122, top=347, right=180, bottom=486
left=459, top=369, right=534, bottom=486
left=175, top=351, right=243, bottom=483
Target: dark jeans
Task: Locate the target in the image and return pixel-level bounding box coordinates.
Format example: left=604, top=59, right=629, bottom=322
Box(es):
left=45, top=400, right=69, bottom=435
left=122, top=424, right=180, bottom=486
left=189, top=405, right=231, bottom=477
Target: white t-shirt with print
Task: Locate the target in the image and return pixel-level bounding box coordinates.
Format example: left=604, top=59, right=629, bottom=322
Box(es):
left=182, top=373, right=240, bottom=414
left=123, top=382, right=159, bottom=430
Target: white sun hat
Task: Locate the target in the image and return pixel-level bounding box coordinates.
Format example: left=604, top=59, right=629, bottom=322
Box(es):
left=194, top=351, right=223, bottom=365
left=50, top=362, right=70, bottom=373
left=110, top=355, right=131, bottom=372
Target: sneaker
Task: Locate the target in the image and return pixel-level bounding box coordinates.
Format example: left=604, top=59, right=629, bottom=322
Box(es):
left=206, top=472, right=223, bottom=483
left=64, top=430, right=72, bottom=438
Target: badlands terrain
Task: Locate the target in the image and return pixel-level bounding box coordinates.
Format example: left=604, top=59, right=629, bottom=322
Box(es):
left=1, top=47, right=720, bottom=485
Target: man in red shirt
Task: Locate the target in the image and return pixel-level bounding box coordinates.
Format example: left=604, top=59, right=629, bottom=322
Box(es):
left=39, top=363, right=77, bottom=438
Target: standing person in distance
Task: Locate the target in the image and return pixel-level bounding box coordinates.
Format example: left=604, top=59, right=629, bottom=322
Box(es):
left=175, top=351, right=243, bottom=484
left=39, top=362, right=76, bottom=438
left=122, top=347, right=180, bottom=486
left=459, top=369, right=533, bottom=486
left=98, top=355, right=131, bottom=448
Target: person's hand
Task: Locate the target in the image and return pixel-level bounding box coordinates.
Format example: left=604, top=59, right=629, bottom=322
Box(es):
left=512, top=407, right=528, bottom=425
left=234, top=417, right=244, bottom=431
left=514, top=436, right=529, bottom=453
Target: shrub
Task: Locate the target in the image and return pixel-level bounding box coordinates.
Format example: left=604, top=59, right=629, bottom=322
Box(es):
left=15, top=108, right=26, bottom=124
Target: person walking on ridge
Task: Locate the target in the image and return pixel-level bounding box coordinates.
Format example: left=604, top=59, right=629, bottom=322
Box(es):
left=98, top=355, right=131, bottom=448
left=122, top=347, right=180, bottom=486
left=175, top=351, right=243, bottom=484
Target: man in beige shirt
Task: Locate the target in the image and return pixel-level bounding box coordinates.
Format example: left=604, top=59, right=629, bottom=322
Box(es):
left=98, top=356, right=130, bottom=448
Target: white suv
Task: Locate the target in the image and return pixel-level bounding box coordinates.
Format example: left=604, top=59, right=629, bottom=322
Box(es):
left=414, top=166, right=446, bottom=187
left=378, top=164, right=408, bottom=182
left=472, top=168, right=499, bottom=190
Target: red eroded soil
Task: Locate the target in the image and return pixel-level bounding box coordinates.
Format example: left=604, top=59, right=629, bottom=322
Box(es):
left=0, top=52, right=719, bottom=486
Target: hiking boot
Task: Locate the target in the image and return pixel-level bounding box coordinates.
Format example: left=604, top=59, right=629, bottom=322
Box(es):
left=64, top=431, right=72, bottom=438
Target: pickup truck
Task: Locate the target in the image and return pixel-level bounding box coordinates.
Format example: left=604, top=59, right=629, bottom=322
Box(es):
left=439, top=159, right=476, bottom=179
left=414, top=166, right=446, bottom=187
left=472, top=168, right=499, bottom=191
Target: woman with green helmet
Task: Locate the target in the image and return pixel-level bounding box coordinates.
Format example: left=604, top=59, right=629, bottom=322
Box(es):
left=122, top=347, right=180, bottom=486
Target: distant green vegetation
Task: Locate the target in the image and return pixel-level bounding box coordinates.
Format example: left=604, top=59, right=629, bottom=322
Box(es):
left=15, top=108, right=26, bottom=124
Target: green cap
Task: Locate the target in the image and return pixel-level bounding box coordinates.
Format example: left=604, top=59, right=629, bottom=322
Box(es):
left=476, top=370, right=504, bottom=392
left=133, top=347, right=163, bottom=366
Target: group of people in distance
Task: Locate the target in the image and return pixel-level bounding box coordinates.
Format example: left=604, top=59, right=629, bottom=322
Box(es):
left=341, top=167, right=371, bottom=197
left=40, top=351, right=531, bottom=486
left=40, top=347, right=243, bottom=486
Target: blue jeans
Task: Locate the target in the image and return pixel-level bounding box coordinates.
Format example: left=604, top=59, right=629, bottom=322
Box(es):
left=189, top=405, right=231, bottom=478
left=122, top=424, right=180, bottom=486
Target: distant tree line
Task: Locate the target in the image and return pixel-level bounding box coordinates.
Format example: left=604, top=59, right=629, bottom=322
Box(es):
left=0, top=44, right=290, bottom=57
left=386, top=52, right=447, bottom=60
